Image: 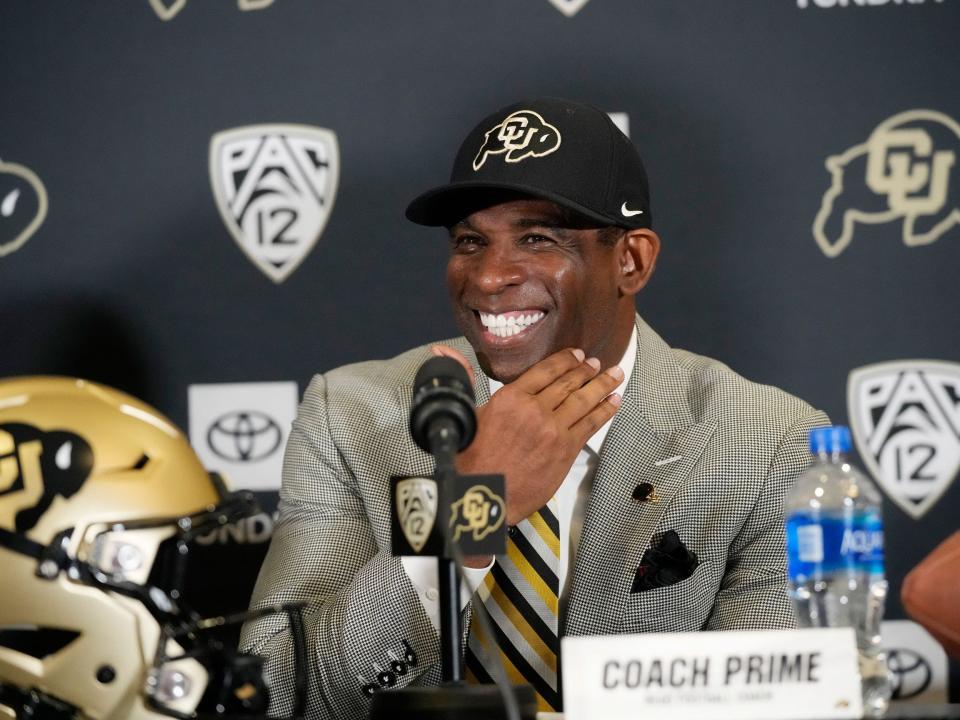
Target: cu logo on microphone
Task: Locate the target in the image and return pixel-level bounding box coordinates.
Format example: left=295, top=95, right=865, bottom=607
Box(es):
left=887, top=648, right=932, bottom=700
left=205, top=410, right=282, bottom=463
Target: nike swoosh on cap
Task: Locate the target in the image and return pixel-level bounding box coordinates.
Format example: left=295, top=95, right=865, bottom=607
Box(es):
left=621, top=202, right=644, bottom=217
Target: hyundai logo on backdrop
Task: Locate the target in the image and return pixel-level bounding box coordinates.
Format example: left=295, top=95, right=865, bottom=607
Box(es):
left=209, top=124, right=339, bottom=283
left=847, top=360, right=960, bottom=519
left=188, top=381, right=298, bottom=491
left=0, top=156, right=47, bottom=258
left=813, top=110, right=959, bottom=257
left=881, top=620, right=948, bottom=705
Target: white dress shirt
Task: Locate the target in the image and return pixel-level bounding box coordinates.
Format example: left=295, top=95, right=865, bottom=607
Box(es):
left=401, top=327, right=638, bottom=630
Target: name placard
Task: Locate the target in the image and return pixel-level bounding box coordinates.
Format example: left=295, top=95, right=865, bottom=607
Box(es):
left=562, top=628, right=862, bottom=720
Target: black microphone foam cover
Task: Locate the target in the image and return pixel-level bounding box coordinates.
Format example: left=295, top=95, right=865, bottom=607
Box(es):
left=410, top=356, right=476, bottom=453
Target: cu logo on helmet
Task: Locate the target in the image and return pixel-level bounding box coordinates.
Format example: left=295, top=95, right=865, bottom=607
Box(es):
left=887, top=647, right=932, bottom=700
left=205, top=410, right=282, bottom=463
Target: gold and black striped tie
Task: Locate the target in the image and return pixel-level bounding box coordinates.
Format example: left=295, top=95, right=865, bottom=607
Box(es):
left=465, top=498, right=561, bottom=712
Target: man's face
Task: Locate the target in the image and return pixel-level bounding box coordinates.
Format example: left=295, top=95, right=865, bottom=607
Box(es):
left=446, top=198, right=629, bottom=383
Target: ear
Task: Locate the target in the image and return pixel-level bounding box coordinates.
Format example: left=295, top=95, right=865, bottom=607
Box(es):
left=617, top=228, right=660, bottom=295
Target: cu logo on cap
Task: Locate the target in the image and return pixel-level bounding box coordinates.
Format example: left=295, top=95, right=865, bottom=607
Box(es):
left=206, top=410, right=282, bottom=463
left=473, top=110, right=562, bottom=171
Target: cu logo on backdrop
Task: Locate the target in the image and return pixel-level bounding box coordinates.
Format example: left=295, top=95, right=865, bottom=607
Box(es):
left=848, top=360, right=960, bottom=519
left=0, top=157, right=47, bottom=258
left=205, top=410, right=283, bottom=463
left=148, top=0, right=274, bottom=21
left=814, top=109, right=960, bottom=257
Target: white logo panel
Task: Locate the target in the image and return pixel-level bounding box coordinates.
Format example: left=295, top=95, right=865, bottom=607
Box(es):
left=848, top=361, right=960, bottom=518
left=210, top=124, right=339, bottom=283
left=188, top=381, right=298, bottom=491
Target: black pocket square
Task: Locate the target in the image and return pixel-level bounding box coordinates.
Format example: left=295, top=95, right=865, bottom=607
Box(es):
left=631, top=529, right=699, bottom=593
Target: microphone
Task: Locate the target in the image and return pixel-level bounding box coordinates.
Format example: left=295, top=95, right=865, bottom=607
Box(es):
left=409, top=356, right=476, bottom=459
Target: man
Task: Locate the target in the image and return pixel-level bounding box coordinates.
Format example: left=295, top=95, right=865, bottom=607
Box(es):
left=240, top=98, right=828, bottom=718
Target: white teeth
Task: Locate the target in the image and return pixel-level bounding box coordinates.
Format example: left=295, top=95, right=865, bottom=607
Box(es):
left=478, top=311, right=545, bottom=337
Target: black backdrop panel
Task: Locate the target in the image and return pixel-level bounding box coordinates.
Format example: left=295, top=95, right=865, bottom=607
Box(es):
left=1, top=0, right=958, bottom=702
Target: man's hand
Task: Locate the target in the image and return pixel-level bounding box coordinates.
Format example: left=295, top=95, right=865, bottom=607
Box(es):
left=431, top=344, right=623, bottom=529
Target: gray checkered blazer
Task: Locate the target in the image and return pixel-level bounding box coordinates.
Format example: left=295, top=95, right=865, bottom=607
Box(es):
left=239, top=314, right=828, bottom=719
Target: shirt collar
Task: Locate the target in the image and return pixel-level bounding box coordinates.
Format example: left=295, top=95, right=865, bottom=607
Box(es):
left=487, top=324, right=638, bottom=456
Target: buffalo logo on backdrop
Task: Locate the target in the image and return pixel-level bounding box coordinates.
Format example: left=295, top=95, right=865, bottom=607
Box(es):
left=545, top=0, right=592, bottom=17
left=0, top=157, right=48, bottom=258
left=0, top=424, right=93, bottom=533
left=396, top=477, right=438, bottom=553
left=209, top=124, right=339, bottom=283
left=473, top=110, right=562, bottom=170
left=149, top=0, right=274, bottom=21
left=813, top=109, right=959, bottom=258
left=188, top=381, right=298, bottom=492
left=847, top=360, right=960, bottom=519
left=449, top=484, right=505, bottom=543
left=881, top=620, right=949, bottom=705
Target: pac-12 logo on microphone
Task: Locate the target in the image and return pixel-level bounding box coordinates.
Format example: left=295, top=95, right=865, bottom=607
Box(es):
left=848, top=360, right=960, bottom=519
left=396, top=477, right=438, bottom=553
left=813, top=110, right=960, bottom=258
left=209, top=124, right=339, bottom=283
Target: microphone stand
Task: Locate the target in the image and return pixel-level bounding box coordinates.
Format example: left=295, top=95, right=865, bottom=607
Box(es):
left=428, top=416, right=465, bottom=683
left=371, top=356, right=535, bottom=719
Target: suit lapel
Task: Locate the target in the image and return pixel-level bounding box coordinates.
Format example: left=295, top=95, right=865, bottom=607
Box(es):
left=564, top=316, right=716, bottom=636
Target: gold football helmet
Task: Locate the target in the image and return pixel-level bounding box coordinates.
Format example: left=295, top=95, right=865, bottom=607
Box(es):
left=0, top=377, right=305, bottom=720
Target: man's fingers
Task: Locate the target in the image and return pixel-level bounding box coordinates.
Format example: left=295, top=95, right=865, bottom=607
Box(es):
left=555, top=365, right=624, bottom=428
left=538, top=356, right=601, bottom=410
left=430, top=344, right=476, bottom=386
left=569, top=393, right=621, bottom=443
left=512, top=347, right=585, bottom=395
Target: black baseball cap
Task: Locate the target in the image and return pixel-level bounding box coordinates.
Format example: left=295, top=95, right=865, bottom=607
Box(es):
left=406, top=97, right=651, bottom=229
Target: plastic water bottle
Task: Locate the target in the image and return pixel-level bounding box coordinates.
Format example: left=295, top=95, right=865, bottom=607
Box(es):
left=785, top=425, right=892, bottom=717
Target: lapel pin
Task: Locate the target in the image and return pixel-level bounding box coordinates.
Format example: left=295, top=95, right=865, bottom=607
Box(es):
left=632, top=482, right=659, bottom=503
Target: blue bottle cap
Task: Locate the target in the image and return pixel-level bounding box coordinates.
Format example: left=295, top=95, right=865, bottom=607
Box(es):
left=809, top=425, right=852, bottom=455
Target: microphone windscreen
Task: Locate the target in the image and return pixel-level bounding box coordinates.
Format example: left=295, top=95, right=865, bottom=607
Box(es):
left=413, top=356, right=473, bottom=401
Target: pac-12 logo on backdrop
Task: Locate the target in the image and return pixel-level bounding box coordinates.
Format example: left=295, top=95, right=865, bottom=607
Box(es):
left=149, top=0, right=274, bottom=21
left=847, top=361, right=960, bottom=519
left=813, top=110, right=959, bottom=258
left=0, top=157, right=48, bottom=258
left=546, top=0, right=591, bottom=17
left=209, top=124, right=339, bottom=283
left=188, top=381, right=298, bottom=491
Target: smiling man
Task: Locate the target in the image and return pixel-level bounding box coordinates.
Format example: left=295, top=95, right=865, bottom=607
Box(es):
left=241, top=98, right=829, bottom=719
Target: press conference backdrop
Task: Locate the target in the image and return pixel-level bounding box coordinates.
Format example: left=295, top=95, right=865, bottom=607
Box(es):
left=1, top=0, right=958, bottom=703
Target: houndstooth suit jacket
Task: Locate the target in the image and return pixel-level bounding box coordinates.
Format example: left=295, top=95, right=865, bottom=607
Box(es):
left=239, top=315, right=829, bottom=719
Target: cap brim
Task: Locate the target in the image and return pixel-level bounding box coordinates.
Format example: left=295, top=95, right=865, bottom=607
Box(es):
left=405, top=181, right=646, bottom=229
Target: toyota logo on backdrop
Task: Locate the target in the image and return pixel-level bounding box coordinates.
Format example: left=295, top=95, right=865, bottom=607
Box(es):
left=206, top=410, right=283, bottom=463
left=887, top=648, right=932, bottom=700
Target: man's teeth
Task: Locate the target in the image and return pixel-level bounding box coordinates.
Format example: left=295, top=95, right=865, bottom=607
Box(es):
left=478, top=311, right=545, bottom=338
